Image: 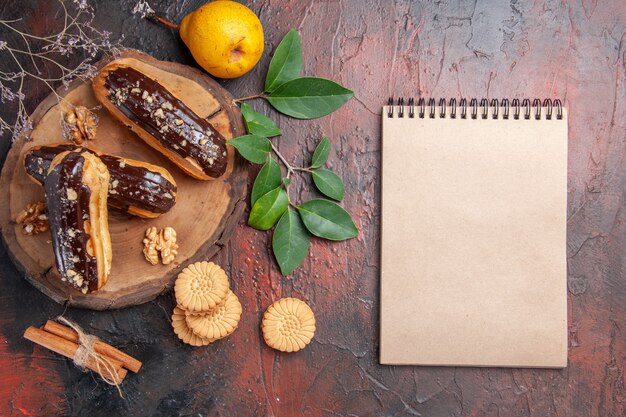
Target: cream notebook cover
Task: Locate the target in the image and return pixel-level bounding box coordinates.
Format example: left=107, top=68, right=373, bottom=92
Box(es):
left=380, top=98, right=568, bottom=367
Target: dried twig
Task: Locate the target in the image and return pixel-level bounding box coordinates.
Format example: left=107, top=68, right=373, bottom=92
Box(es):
left=0, top=0, right=122, bottom=141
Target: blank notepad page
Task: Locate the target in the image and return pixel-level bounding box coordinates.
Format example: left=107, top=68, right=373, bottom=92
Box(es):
left=380, top=100, right=568, bottom=367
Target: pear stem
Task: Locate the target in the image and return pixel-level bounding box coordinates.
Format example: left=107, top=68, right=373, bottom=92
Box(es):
left=146, top=13, right=179, bottom=30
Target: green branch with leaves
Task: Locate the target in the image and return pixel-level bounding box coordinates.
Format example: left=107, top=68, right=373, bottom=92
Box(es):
left=228, top=30, right=358, bottom=276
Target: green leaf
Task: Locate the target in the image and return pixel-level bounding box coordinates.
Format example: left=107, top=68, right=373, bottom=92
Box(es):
left=311, top=169, right=345, bottom=201
left=227, top=134, right=271, bottom=164
left=248, top=187, right=289, bottom=230
left=266, top=77, right=354, bottom=119
left=251, top=158, right=282, bottom=206
left=272, top=208, right=311, bottom=275
left=265, top=29, right=302, bottom=92
left=240, top=103, right=282, bottom=137
left=311, top=137, right=330, bottom=168
left=297, top=199, right=358, bottom=241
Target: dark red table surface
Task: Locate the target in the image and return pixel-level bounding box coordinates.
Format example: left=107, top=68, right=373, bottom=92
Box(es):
left=1, top=1, right=625, bottom=416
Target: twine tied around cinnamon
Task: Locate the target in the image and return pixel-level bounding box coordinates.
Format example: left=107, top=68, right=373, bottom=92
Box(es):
left=56, top=316, right=124, bottom=397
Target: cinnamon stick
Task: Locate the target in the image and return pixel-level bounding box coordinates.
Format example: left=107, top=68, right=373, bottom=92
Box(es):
left=43, top=320, right=142, bottom=373
left=23, top=326, right=127, bottom=384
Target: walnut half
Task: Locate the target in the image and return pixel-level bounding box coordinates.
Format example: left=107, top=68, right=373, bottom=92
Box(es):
left=63, top=106, right=98, bottom=144
left=142, top=227, right=160, bottom=265
left=156, top=227, right=179, bottom=265
left=142, top=226, right=179, bottom=265
left=15, top=201, right=48, bottom=235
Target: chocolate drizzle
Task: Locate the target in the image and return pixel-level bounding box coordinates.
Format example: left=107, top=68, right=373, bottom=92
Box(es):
left=25, top=144, right=177, bottom=215
left=98, top=154, right=175, bottom=214
left=24, top=144, right=77, bottom=183
left=102, top=66, right=228, bottom=178
left=44, top=152, right=97, bottom=293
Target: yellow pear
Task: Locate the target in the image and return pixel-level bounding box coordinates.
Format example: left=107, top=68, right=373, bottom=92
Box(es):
left=179, top=1, right=264, bottom=79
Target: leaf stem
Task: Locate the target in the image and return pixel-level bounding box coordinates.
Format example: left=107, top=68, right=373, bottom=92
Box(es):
left=270, top=142, right=300, bottom=206
left=234, top=92, right=267, bottom=103
left=270, top=142, right=294, bottom=177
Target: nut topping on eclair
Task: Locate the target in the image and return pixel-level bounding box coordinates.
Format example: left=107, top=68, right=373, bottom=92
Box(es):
left=92, top=63, right=228, bottom=180
left=44, top=150, right=112, bottom=293
left=24, top=144, right=177, bottom=218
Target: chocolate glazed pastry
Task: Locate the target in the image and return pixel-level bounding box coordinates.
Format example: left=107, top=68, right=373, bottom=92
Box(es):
left=92, top=63, right=228, bottom=180
left=25, top=144, right=177, bottom=218
left=45, top=151, right=112, bottom=293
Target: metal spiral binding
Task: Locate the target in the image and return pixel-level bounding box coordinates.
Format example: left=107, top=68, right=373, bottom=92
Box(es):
left=386, top=97, right=563, bottom=120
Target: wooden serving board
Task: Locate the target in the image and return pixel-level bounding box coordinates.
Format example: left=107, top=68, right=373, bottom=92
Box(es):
left=0, top=49, right=247, bottom=310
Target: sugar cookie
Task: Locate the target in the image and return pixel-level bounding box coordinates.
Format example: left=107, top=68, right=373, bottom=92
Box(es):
left=175, top=261, right=229, bottom=312
left=262, top=298, right=316, bottom=353
left=185, top=290, right=242, bottom=339
left=172, top=306, right=214, bottom=346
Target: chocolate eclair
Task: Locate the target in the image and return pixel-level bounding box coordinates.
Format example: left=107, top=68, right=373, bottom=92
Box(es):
left=92, top=62, right=228, bottom=180
left=25, top=144, right=177, bottom=218
left=45, top=150, right=112, bottom=293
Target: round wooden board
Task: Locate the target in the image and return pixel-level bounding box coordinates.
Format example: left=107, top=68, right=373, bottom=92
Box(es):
left=0, top=49, right=247, bottom=310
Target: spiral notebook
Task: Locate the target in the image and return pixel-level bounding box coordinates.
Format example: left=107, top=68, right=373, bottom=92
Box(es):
left=380, top=98, right=568, bottom=368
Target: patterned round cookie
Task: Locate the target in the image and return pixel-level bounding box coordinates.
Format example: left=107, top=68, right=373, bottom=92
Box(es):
left=185, top=290, right=243, bottom=339
left=262, top=298, right=316, bottom=353
left=175, top=261, right=230, bottom=312
left=171, top=306, right=213, bottom=347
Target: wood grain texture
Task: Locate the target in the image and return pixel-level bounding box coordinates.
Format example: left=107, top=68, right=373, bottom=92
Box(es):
left=0, top=0, right=625, bottom=416
left=0, top=49, right=247, bottom=309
